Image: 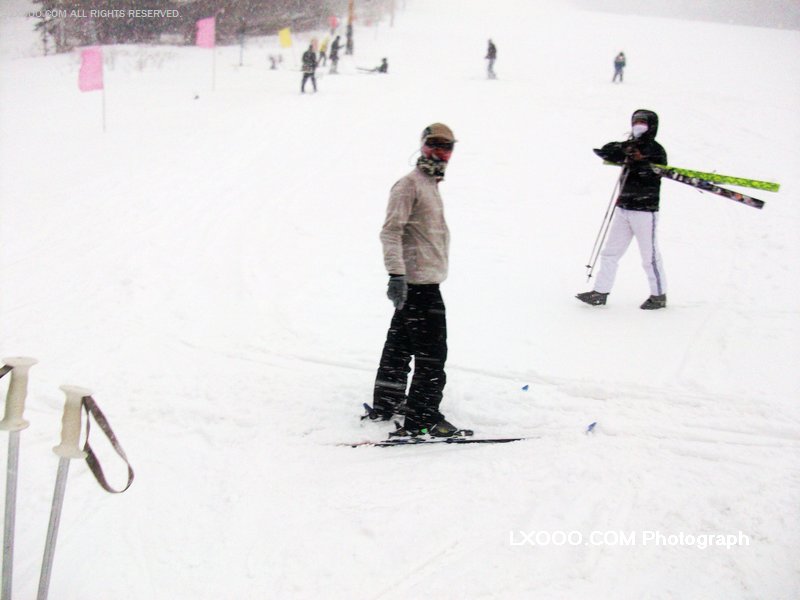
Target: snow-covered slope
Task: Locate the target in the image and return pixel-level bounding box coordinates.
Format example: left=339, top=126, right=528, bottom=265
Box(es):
left=1, top=1, right=798, bottom=598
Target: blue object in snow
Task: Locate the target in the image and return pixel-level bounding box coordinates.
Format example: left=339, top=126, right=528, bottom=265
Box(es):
left=522, top=385, right=529, bottom=391
left=586, top=422, right=597, bottom=434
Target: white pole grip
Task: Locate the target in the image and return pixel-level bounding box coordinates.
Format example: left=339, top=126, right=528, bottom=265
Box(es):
left=53, top=386, right=90, bottom=459
left=0, top=357, right=38, bottom=432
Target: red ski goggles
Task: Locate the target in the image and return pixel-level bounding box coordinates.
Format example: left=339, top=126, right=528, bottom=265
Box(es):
left=423, top=138, right=455, bottom=160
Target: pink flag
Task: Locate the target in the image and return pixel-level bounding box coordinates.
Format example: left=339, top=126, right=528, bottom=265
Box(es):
left=78, top=47, right=103, bottom=92
left=196, top=17, right=216, bottom=48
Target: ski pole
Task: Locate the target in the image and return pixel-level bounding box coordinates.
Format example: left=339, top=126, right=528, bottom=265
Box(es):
left=0, top=356, right=37, bottom=600
left=37, top=385, right=90, bottom=600
left=585, top=168, right=628, bottom=281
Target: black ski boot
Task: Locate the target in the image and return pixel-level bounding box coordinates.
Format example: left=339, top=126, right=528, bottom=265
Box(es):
left=388, top=420, right=422, bottom=438
left=576, top=291, right=609, bottom=306
left=362, top=402, right=403, bottom=422
left=640, top=294, right=667, bottom=310
left=428, top=418, right=459, bottom=438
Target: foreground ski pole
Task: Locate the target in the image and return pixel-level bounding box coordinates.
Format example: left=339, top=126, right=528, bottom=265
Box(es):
left=37, top=385, right=90, bottom=600
left=0, top=356, right=37, bottom=600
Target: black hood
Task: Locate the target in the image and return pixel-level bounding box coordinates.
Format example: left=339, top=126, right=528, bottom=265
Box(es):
left=631, top=108, right=659, bottom=139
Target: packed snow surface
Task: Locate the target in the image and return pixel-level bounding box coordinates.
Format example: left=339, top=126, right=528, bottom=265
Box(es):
left=1, top=1, right=799, bottom=598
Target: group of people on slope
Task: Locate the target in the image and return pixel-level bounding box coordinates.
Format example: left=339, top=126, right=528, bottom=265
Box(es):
left=483, top=42, right=628, bottom=83
left=301, top=35, right=387, bottom=93
left=299, top=36, right=499, bottom=94
left=297, top=33, right=625, bottom=92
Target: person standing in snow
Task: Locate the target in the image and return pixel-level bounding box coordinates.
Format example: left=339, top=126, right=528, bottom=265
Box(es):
left=613, top=51, right=626, bottom=83
left=372, top=123, right=460, bottom=437
left=346, top=22, right=354, bottom=55
left=577, top=109, right=668, bottom=309
left=486, top=39, right=497, bottom=79
left=318, top=35, right=329, bottom=66
left=329, top=35, right=342, bottom=74
left=301, top=44, right=317, bottom=93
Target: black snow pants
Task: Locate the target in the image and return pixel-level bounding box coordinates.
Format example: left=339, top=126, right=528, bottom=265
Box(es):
left=373, top=284, right=447, bottom=428
left=301, top=72, right=317, bottom=92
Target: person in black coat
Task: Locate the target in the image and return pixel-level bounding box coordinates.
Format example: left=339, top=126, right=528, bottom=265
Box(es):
left=613, top=51, right=626, bottom=83
left=301, top=44, right=317, bottom=93
left=329, top=35, right=342, bottom=74
left=577, top=109, right=669, bottom=309
left=485, top=39, right=497, bottom=79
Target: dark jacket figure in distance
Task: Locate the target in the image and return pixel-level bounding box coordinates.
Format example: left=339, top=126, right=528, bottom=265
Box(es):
left=613, top=51, right=626, bottom=83
left=358, top=58, right=388, bottom=74
left=372, top=123, right=462, bottom=438
left=301, top=44, right=317, bottom=93
left=577, top=109, right=669, bottom=309
left=346, top=22, right=354, bottom=55
left=486, top=39, right=497, bottom=79
left=329, top=35, right=342, bottom=74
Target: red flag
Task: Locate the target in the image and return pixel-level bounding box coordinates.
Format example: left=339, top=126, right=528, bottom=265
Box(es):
left=196, top=17, right=216, bottom=48
left=78, top=47, right=103, bottom=92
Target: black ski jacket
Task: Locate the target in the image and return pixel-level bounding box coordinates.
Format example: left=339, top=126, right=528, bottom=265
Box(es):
left=594, top=109, right=667, bottom=212
left=302, top=48, right=317, bottom=73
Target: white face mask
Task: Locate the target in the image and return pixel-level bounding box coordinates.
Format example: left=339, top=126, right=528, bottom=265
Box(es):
left=632, top=123, right=649, bottom=138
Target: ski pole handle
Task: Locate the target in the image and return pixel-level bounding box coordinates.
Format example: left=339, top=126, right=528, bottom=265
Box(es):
left=0, top=356, right=38, bottom=432
left=53, top=386, right=90, bottom=459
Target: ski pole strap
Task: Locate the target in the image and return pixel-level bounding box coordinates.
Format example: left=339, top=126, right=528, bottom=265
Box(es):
left=81, top=396, right=135, bottom=494
left=0, top=365, right=11, bottom=379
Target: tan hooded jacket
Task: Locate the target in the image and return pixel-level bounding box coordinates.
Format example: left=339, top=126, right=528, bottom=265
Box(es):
left=379, top=168, right=450, bottom=284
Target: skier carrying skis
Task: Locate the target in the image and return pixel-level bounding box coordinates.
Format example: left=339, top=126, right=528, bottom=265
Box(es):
left=301, top=44, right=317, bottom=93
left=372, top=123, right=460, bottom=437
left=486, top=39, right=497, bottom=79
left=613, top=51, right=626, bottom=83
left=577, top=109, right=668, bottom=309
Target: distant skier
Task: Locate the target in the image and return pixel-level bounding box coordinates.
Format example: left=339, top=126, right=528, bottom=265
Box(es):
left=613, top=51, right=626, bottom=83
left=346, top=22, right=354, bottom=55
left=485, top=39, right=497, bottom=79
left=372, top=123, right=461, bottom=437
left=301, top=44, right=317, bottom=93
left=329, top=35, right=342, bottom=74
left=359, top=58, right=388, bottom=74
left=577, top=109, right=669, bottom=309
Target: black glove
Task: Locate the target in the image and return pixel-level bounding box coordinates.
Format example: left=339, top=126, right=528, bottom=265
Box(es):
left=386, top=275, right=408, bottom=310
left=621, top=140, right=644, bottom=161
left=593, top=142, right=624, bottom=163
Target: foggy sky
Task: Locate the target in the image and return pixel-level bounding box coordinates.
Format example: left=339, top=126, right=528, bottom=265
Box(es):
left=572, top=0, right=800, bottom=30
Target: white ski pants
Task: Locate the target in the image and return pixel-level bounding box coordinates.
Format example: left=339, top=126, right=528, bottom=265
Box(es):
left=594, top=208, right=666, bottom=296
